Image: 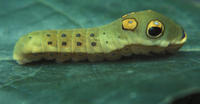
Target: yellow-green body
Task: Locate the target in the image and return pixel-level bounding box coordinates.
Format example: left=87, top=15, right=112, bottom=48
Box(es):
left=13, top=10, right=187, bottom=64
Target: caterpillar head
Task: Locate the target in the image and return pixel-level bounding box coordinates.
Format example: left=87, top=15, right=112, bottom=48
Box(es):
left=119, top=10, right=187, bottom=54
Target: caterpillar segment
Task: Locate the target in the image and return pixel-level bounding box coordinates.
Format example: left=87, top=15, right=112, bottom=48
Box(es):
left=56, top=30, right=73, bottom=62
left=13, top=31, right=44, bottom=64
left=69, top=29, right=86, bottom=62
left=42, top=30, right=58, bottom=60
left=85, top=27, right=104, bottom=62
left=99, top=21, right=125, bottom=61
left=112, top=19, right=133, bottom=57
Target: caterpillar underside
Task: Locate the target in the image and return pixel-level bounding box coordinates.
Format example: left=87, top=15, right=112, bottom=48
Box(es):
left=17, top=45, right=178, bottom=64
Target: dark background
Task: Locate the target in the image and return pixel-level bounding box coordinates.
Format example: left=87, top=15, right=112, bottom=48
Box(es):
left=0, top=0, right=200, bottom=104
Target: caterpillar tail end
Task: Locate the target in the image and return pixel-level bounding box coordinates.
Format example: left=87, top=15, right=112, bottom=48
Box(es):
left=13, top=35, right=33, bottom=65
left=13, top=45, right=31, bottom=65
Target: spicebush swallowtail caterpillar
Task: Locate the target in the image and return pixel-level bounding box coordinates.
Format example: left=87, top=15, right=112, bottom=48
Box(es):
left=13, top=10, right=187, bottom=64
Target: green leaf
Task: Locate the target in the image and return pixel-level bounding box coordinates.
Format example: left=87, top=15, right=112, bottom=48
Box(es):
left=0, top=0, right=200, bottom=104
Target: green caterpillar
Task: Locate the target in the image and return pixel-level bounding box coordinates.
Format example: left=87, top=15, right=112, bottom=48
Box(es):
left=13, top=10, right=187, bottom=64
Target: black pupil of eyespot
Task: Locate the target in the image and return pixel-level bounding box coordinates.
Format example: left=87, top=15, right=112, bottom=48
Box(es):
left=148, top=27, right=162, bottom=37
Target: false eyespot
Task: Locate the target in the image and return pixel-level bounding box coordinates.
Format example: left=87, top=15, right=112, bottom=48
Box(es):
left=122, top=19, right=137, bottom=30
left=146, top=20, right=164, bottom=38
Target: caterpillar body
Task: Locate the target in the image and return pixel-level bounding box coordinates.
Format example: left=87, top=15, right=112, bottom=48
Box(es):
left=13, top=10, right=187, bottom=64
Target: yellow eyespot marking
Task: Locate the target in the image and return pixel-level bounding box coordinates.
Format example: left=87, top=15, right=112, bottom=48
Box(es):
left=122, top=19, right=137, bottom=30
left=146, top=20, right=164, bottom=38
left=148, top=20, right=162, bottom=28
left=122, top=12, right=135, bottom=18
left=122, top=14, right=128, bottom=18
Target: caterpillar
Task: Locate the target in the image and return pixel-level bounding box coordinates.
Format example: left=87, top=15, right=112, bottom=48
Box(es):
left=13, top=10, right=187, bottom=64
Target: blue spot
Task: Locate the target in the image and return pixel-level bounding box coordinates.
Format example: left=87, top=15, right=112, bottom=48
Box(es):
left=128, top=21, right=133, bottom=24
